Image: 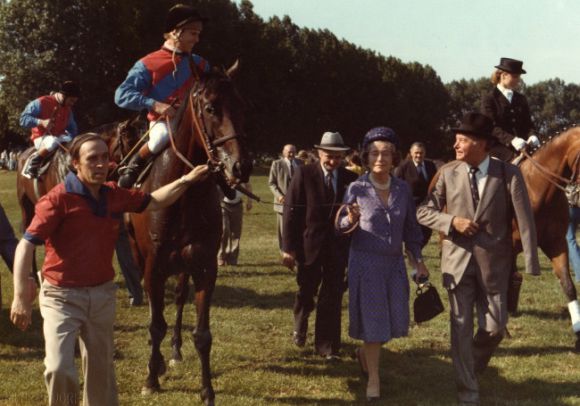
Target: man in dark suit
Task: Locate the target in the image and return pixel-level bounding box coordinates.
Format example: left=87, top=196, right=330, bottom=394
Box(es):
left=268, top=144, right=301, bottom=251
left=282, top=132, right=357, bottom=360
left=395, top=142, right=437, bottom=247
left=481, top=57, right=539, bottom=161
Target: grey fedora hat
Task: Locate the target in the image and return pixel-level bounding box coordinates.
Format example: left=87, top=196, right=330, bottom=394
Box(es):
left=314, top=131, right=350, bottom=152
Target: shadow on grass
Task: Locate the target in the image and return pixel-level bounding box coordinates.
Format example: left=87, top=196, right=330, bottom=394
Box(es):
left=516, top=307, right=570, bottom=321
left=212, top=285, right=295, bottom=309
left=261, top=345, right=579, bottom=405
left=0, top=309, right=44, bottom=352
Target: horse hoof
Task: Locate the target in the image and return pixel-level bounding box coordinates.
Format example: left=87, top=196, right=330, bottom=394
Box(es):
left=141, top=386, right=160, bottom=396
left=201, top=387, right=215, bottom=406
left=168, top=358, right=182, bottom=368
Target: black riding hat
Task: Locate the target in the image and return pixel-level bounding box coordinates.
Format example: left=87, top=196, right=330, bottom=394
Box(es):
left=451, top=112, right=494, bottom=140
left=165, top=4, right=207, bottom=33
left=495, top=57, right=526, bottom=74
left=60, top=81, right=80, bottom=98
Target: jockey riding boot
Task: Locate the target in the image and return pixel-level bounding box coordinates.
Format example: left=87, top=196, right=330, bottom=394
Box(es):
left=25, top=148, right=49, bottom=178
left=118, top=144, right=154, bottom=188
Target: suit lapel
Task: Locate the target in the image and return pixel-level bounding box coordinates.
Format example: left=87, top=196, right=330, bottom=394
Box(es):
left=453, top=163, right=476, bottom=215
left=474, top=159, right=501, bottom=219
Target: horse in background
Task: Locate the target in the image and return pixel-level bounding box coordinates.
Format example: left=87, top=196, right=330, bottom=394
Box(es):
left=517, top=126, right=580, bottom=350
left=126, top=63, right=252, bottom=405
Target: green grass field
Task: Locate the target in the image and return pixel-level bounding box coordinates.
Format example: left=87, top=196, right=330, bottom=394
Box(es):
left=0, top=169, right=579, bottom=405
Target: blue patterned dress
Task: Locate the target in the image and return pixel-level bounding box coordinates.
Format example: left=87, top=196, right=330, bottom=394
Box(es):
left=338, top=174, right=423, bottom=342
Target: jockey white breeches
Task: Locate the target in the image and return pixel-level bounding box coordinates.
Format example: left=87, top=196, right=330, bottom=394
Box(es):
left=34, top=134, right=72, bottom=152
left=147, top=121, right=170, bottom=154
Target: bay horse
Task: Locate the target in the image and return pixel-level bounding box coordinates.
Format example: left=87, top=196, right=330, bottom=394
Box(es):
left=126, top=63, right=252, bottom=404
left=16, top=115, right=145, bottom=265
left=428, top=127, right=580, bottom=351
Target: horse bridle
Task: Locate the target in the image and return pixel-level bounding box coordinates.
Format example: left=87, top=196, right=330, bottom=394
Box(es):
left=188, top=80, right=240, bottom=174
left=522, top=150, right=580, bottom=193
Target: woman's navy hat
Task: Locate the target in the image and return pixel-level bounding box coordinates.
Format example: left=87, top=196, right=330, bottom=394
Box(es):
left=362, top=127, right=399, bottom=150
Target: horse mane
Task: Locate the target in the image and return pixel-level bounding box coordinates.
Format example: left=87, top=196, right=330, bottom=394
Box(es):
left=526, top=124, right=580, bottom=160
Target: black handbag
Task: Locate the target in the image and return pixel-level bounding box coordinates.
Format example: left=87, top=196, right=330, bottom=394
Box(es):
left=413, top=281, right=444, bottom=323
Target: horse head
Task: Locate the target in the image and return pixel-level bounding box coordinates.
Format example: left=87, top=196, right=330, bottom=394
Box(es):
left=183, top=61, right=252, bottom=185
left=111, top=114, right=147, bottom=163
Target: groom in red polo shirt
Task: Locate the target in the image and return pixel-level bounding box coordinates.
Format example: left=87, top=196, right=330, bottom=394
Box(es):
left=10, top=133, right=209, bottom=405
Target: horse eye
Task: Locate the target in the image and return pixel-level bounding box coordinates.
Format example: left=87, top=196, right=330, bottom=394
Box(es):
left=204, top=104, right=216, bottom=115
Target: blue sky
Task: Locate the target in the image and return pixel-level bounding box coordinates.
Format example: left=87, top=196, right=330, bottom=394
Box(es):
left=235, top=0, right=580, bottom=85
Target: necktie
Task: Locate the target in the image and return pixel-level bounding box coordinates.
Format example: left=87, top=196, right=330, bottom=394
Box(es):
left=469, top=166, right=480, bottom=208
left=326, top=172, right=335, bottom=201
left=417, top=163, right=426, bottom=180
left=289, top=160, right=294, bottom=178
left=505, top=90, right=513, bottom=103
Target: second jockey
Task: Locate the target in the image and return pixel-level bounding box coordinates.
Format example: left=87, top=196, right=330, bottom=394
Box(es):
left=19, top=81, right=80, bottom=178
left=114, top=4, right=210, bottom=188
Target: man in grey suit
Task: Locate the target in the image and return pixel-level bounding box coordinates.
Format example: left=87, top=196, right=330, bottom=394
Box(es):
left=417, top=112, right=540, bottom=405
left=269, top=144, right=300, bottom=250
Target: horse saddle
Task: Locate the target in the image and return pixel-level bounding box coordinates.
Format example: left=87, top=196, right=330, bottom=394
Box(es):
left=21, top=149, right=67, bottom=180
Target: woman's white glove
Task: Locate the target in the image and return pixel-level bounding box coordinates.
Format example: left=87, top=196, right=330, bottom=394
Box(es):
left=511, top=137, right=527, bottom=151
left=527, top=135, right=540, bottom=148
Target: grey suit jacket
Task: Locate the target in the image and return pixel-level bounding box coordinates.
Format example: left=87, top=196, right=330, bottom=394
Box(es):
left=268, top=158, right=300, bottom=213
left=416, top=158, right=540, bottom=292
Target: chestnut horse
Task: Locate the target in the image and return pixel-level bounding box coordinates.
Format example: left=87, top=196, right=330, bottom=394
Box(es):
left=517, top=127, right=580, bottom=350
left=126, top=64, right=251, bottom=404
left=429, top=127, right=580, bottom=350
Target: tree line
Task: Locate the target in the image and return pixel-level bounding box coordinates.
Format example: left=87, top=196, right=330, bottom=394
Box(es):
left=0, top=0, right=579, bottom=159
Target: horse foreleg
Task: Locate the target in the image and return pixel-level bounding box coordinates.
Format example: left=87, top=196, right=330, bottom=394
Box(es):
left=143, top=271, right=168, bottom=395
left=192, top=266, right=217, bottom=406
left=549, top=251, right=580, bottom=351
left=170, top=272, right=190, bottom=366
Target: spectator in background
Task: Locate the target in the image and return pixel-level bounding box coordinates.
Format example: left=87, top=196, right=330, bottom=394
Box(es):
left=218, top=182, right=253, bottom=266
left=394, top=142, right=437, bottom=247
left=345, top=150, right=364, bottom=176
left=269, top=144, right=301, bottom=251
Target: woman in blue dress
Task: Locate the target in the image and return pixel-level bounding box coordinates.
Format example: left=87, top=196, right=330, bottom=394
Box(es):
left=337, top=127, right=429, bottom=401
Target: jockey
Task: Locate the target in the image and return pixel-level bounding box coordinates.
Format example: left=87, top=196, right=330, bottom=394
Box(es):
left=114, top=4, right=210, bottom=188
left=19, top=81, right=80, bottom=178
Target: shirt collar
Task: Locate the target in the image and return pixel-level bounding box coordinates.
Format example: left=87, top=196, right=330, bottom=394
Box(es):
left=161, top=43, right=190, bottom=57
left=320, top=164, right=337, bottom=178
left=466, top=155, right=491, bottom=176
left=496, top=84, right=513, bottom=101
left=64, top=172, right=111, bottom=217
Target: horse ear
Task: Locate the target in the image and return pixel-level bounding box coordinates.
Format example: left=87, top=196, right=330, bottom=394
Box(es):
left=226, top=59, right=240, bottom=78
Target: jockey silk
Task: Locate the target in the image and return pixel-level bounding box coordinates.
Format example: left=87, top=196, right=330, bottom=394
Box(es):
left=20, top=95, right=77, bottom=141
left=114, top=48, right=209, bottom=121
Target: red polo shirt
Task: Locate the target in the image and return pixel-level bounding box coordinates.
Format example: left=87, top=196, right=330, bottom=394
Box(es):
left=24, top=172, right=151, bottom=287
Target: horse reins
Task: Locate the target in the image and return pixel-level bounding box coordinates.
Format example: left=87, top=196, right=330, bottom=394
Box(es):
left=521, top=150, right=580, bottom=192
